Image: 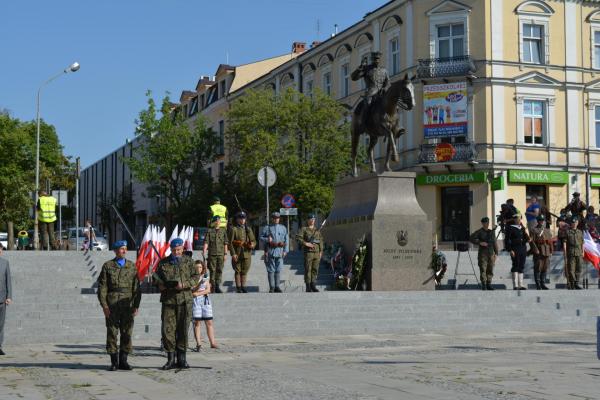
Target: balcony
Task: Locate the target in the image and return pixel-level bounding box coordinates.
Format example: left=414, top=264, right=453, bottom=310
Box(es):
left=418, top=142, right=478, bottom=164
left=416, top=55, right=476, bottom=79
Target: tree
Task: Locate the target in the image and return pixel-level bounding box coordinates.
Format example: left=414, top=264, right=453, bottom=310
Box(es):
left=224, top=88, right=353, bottom=220
left=123, top=92, right=218, bottom=228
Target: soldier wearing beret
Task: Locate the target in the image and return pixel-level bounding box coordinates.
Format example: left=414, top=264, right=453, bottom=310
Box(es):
left=154, top=238, right=199, bottom=369
left=203, top=215, right=229, bottom=293
left=530, top=215, right=552, bottom=290
left=97, top=240, right=141, bottom=371
left=296, top=214, right=323, bottom=292
left=469, top=217, right=498, bottom=290
left=228, top=211, right=256, bottom=293
left=261, top=211, right=288, bottom=293
left=563, top=217, right=584, bottom=290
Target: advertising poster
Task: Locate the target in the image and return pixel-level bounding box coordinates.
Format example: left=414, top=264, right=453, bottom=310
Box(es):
left=423, top=82, right=468, bottom=138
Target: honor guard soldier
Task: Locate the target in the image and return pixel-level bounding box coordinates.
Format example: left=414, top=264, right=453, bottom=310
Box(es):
left=530, top=215, right=552, bottom=290
left=261, top=211, right=288, bottom=293
left=469, top=217, right=498, bottom=290
left=296, top=214, right=323, bottom=293
left=154, top=238, right=199, bottom=370
left=208, top=196, right=228, bottom=229
left=228, top=211, right=256, bottom=293
left=505, top=214, right=530, bottom=290
left=203, top=215, right=229, bottom=293
left=97, top=240, right=141, bottom=371
left=563, top=217, right=584, bottom=290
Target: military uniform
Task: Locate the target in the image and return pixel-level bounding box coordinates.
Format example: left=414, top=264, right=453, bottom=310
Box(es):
left=154, top=254, right=199, bottom=365
left=97, top=256, right=141, bottom=369
left=296, top=224, right=323, bottom=292
left=204, top=227, right=229, bottom=292
left=564, top=227, right=584, bottom=289
left=530, top=222, right=553, bottom=290
left=228, top=222, right=256, bottom=293
left=261, top=217, right=288, bottom=292
left=351, top=52, right=390, bottom=108
left=469, top=226, right=498, bottom=289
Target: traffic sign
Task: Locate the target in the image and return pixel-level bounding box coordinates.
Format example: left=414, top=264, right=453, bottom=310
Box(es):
left=279, top=208, right=298, bottom=216
left=281, top=193, right=295, bottom=208
left=257, top=167, right=276, bottom=187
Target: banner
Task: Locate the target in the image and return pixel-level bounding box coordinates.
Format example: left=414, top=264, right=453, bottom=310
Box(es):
left=423, top=82, right=468, bottom=138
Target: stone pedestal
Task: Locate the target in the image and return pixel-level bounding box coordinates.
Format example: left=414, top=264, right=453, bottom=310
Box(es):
left=323, top=172, right=433, bottom=291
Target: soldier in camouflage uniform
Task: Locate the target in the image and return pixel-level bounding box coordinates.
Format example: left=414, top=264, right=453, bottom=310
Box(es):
left=203, top=215, right=229, bottom=293
left=469, top=217, right=499, bottom=291
left=153, top=238, right=199, bottom=370
left=228, top=211, right=256, bottom=293
left=97, top=240, right=141, bottom=371
left=296, top=214, right=323, bottom=293
left=530, top=215, right=552, bottom=290
left=563, top=217, right=584, bottom=290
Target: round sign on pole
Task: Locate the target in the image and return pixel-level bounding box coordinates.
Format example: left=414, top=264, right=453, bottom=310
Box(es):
left=281, top=193, right=295, bottom=208
left=257, top=167, right=276, bottom=187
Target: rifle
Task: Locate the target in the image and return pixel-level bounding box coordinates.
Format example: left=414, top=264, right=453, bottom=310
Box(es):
left=306, top=218, right=327, bottom=249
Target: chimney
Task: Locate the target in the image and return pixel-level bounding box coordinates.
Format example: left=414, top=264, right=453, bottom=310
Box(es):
left=292, top=42, right=306, bottom=54
left=311, top=41, right=321, bottom=48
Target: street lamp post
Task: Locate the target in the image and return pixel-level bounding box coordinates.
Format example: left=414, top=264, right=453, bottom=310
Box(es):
left=34, top=62, right=80, bottom=250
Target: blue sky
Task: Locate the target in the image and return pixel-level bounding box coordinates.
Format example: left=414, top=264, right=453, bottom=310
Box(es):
left=1, top=0, right=385, bottom=167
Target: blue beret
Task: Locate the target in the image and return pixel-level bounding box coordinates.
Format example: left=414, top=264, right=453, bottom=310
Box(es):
left=170, top=238, right=184, bottom=247
left=113, top=240, right=127, bottom=249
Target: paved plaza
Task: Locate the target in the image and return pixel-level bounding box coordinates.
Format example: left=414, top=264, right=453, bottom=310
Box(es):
left=1, top=330, right=599, bottom=400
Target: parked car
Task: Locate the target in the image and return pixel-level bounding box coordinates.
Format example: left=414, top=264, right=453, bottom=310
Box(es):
left=193, top=227, right=208, bottom=250
left=67, top=227, right=109, bottom=251
left=0, top=232, right=8, bottom=249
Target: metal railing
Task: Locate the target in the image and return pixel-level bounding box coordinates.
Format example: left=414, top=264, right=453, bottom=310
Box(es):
left=418, top=142, right=478, bottom=164
left=416, top=55, right=476, bottom=79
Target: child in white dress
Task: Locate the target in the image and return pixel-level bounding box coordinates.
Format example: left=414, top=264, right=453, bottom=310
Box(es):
left=192, top=260, right=218, bottom=351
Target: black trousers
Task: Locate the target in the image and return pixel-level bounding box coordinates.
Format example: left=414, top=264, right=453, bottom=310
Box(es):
left=510, top=245, right=527, bottom=273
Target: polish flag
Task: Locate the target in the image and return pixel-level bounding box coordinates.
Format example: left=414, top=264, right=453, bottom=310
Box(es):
left=164, top=225, right=179, bottom=257
left=158, top=227, right=168, bottom=259
left=183, top=226, right=194, bottom=251
left=583, top=231, right=600, bottom=271
left=135, top=225, right=152, bottom=281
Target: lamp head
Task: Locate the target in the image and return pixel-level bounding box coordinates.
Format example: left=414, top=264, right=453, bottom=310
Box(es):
left=67, top=62, right=80, bottom=73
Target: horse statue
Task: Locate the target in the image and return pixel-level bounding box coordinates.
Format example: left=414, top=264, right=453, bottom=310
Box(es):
left=350, top=73, right=415, bottom=177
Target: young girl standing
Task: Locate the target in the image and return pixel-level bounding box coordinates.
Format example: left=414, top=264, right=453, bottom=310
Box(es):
left=192, top=260, right=218, bottom=351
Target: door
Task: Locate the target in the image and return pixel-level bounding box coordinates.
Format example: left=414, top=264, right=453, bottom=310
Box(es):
left=441, top=186, right=470, bottom=242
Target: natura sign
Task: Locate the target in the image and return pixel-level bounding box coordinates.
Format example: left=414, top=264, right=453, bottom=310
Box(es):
left=508, top=170, right=568, bottom=184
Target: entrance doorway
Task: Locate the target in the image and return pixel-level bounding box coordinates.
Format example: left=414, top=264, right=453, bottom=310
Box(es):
left=441, top=186, right=470, bottom=242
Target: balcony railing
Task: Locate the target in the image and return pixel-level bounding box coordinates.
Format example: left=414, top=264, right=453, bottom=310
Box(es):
left=416, top=55, right=476, bottom=79
left=418, top=142, right=478, bottom=164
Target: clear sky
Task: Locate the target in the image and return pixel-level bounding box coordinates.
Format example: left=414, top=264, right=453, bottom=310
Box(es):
left=1, top=0, right=386, bottom=167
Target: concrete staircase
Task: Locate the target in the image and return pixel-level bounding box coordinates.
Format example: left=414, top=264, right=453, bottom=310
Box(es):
left=2, top=251, right=600, bottom=345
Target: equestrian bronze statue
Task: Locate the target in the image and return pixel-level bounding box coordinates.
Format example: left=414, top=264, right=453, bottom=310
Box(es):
left=350, top=51, right=415, bottom=177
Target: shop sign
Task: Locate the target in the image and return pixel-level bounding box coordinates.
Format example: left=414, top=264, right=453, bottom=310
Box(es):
left=491, top=175, right=504, bottom=191
left=423, top=82, right=468, bottom=138
left=591, top=174, right=600, bottom=187
left=416, top=172, right=487, bottom=185
left=434, top=143, right=456, bottom=162
left=508, top=169, right=568, bottom=184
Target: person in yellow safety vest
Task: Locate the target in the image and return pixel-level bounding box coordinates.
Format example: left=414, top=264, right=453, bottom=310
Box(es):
left=37, top=190, right=57, bottom=250
left=208, top=197, right=228, bottom=229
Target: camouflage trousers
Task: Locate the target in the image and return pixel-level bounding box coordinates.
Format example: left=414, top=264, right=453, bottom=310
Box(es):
left=232, top=256, right=251, bottom=276
left=161, top=303, right=192, bottom=352
left=105, top=306, right=135, bottom=354
left=303, top=252, right=320, bottom=284
left=565, top=254, right=583, bottom=284
left=477, top=254, right=495, bottom=284
left=208, top=255, right=224, bottom=285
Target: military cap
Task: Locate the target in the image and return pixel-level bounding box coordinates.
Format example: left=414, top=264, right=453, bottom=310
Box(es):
left=371, top=51, right=382, bottom=58
left=307, top=213, right=316, bottom=219
left=271, top=211, right=281, bottom=218
left=481, top=217, right=489, bottom=223
left=572, top=192, right=580, bottom=197
left=213, top=196, right=221, bottom=202
left=211, top=215, right=221, bottom=222
left=536, top=215, right=545, bottom=221
left=235, top=211, right=247, bottom=218
left=112, top=240, right=127, bottom=250
left=507, top=198, right=514, bottom=203
left=570, top=216, right=579, bottom=223
left=170, top=238, right=184, bottom=247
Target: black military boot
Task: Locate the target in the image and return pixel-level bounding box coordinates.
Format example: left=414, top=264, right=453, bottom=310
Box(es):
left=109, top=353, right=119, bottom=371
left=306, top=283, right=311, bottom=292
left=177, top=350, right=190, bottom=369
left=214, top=285, right=223, bottom=294
left=574, top=281, right=583, bottom=290
left=486, top=283, right=494, bottom=291
left=162, top=352, right=176, bottom=370
left=540, top=273, right=549, bottom=290
left=310, top=282, right=319, bottom=293
left=535, top=280, right=541, bottom=290
left=119, top=351, right=132, bottom=370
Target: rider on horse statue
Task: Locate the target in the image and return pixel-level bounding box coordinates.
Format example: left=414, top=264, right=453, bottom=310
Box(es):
left=351, top=51, right=390, bottom=113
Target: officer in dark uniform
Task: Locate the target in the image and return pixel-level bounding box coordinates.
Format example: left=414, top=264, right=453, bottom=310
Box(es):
left=154, top=238, right=199, bottom=369
left=97, top=240, right=141, bottom=371
left=505, top=214, right=530, bottom=290
left=469, top=217, right=498, bottom=290
left=530, top=215, right=552, bottom=290
left=563, top=217, right=584, bottom=290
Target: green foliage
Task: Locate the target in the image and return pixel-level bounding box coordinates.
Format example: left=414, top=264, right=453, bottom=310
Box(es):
left=224, top=88, right=352, bottom=220
left=123, top=92, right=218, bottom=227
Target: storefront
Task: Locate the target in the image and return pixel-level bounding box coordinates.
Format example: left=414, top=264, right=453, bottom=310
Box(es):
left=506, top=169, right=569, bottom=221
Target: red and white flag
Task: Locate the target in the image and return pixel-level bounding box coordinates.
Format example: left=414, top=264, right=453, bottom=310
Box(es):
left=158, top=227, right=168, bottom=259
left=583, top=231, right=600, bottom=271
left=183, top=226, right=194, bottom=251
left=135, top=225, right=152, bottom=281
left=164, top=225, right=179, bottom=257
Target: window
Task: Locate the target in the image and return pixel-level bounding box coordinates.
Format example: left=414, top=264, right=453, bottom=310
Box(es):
left=218, top=162, right=224, bottom=177
left=189, top=97, right=198, bottom=117
left=389, top=38, right=400, bottom=75
left=595, top=106, right=600, bottom=148
left=437, top=23, right=464, bottom=58
left=323, top=71, right=332, bottom=96
left=199, top=94, right=205, bottom=110
left=526, top=185, right=546, bottom=210
left=305, top=79, right=314, bottom=99
left=220, top=80, right=227, bottom=98
left=218, top=120, right=225, bottom=155
left=594, top=30, right=600, bottom=69
left=523, top=100, right=545, bottom=144
left=522, top=24, right=543, bottom=64
left=207, top=167, right=212, bottom=178
left=341, top=63, right=350, bottom=97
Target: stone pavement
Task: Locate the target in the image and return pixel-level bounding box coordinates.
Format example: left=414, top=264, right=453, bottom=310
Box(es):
left=1, top=330, right=599, bottom=400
